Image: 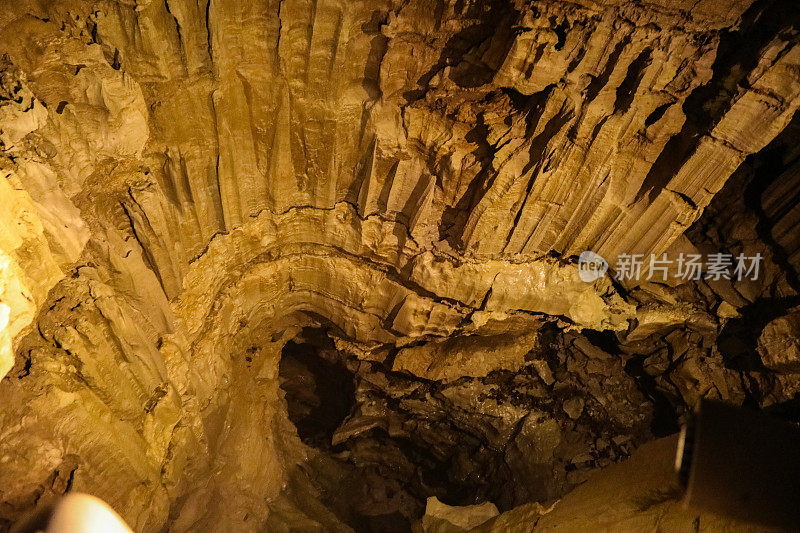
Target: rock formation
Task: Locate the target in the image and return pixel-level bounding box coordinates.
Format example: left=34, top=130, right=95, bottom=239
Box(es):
left=0, top=0, right=799, bottom=531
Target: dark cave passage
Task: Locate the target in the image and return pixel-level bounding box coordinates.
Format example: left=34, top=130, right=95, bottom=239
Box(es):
left=276, top=328, right=652, bottom=532
left=278, top=333, right=356, bottom=451
left=276, top=329, right=518, bottom=531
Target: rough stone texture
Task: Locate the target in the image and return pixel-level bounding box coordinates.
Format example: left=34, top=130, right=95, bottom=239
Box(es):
left=758, top=308, right=800, bottom=373
left=418, top=436, right=779, bottom=532
left=419, top=497, right=498, bottom=532
left=0, top=0, right=799, bottom=531
left=0, top=61, right=89, bottom=377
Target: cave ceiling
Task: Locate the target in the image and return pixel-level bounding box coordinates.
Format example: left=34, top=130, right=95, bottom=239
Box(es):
left=0, top=0, right=799, bottom=531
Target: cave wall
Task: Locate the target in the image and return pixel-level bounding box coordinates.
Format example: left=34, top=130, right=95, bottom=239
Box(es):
left=0, top=0, right=799, bottom=531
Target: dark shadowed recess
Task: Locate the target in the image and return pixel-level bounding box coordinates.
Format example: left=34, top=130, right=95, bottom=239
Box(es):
left=279, top=331, right=356, bottom=450
left=278, top=328, right=523, bottom=532
left=277, top=326, right=653, bottom=532
left=682, top=110, right=800, bottom=414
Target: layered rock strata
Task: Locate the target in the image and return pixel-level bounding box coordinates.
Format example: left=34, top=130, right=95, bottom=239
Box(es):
left=0, top=0, right=799, bottom=531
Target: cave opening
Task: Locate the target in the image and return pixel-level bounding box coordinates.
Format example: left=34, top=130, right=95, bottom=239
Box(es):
left=274, top=327, right=646, bottom=532
left=277, top=329, right=527, bottom=531
left=278, top=330, right=356, bottom=451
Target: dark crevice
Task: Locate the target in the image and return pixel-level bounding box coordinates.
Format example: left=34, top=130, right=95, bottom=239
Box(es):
left=613, top=47, right=652, bottom=115
left=745, top=141, right=800, bottom=293
left=279, top=331, right=356, bottom=450
left=623, top=355, right=680, bottom=437
left=552, top=19, right=568, bottom=51
left=644, top=100, right=672, bottom=127
left=582, top=35, right=630, bottom=105
left=717, top=296, right=800, bottom=373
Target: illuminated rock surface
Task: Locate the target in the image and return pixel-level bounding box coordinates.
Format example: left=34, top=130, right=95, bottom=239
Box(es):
left=0, top=0, right=798, bottom=531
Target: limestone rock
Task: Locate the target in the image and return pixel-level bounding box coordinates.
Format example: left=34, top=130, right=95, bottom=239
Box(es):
left=392, top=332, right=538, bottom=382
left=0, top=0, right=798, bottom=531
left=758, top=308, right=800, bottom=373
left=472, top=436, right=775, bottom=532
left=0, top=64, right=88, bottom=379
left=420, top=497, right=498, bottom=532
